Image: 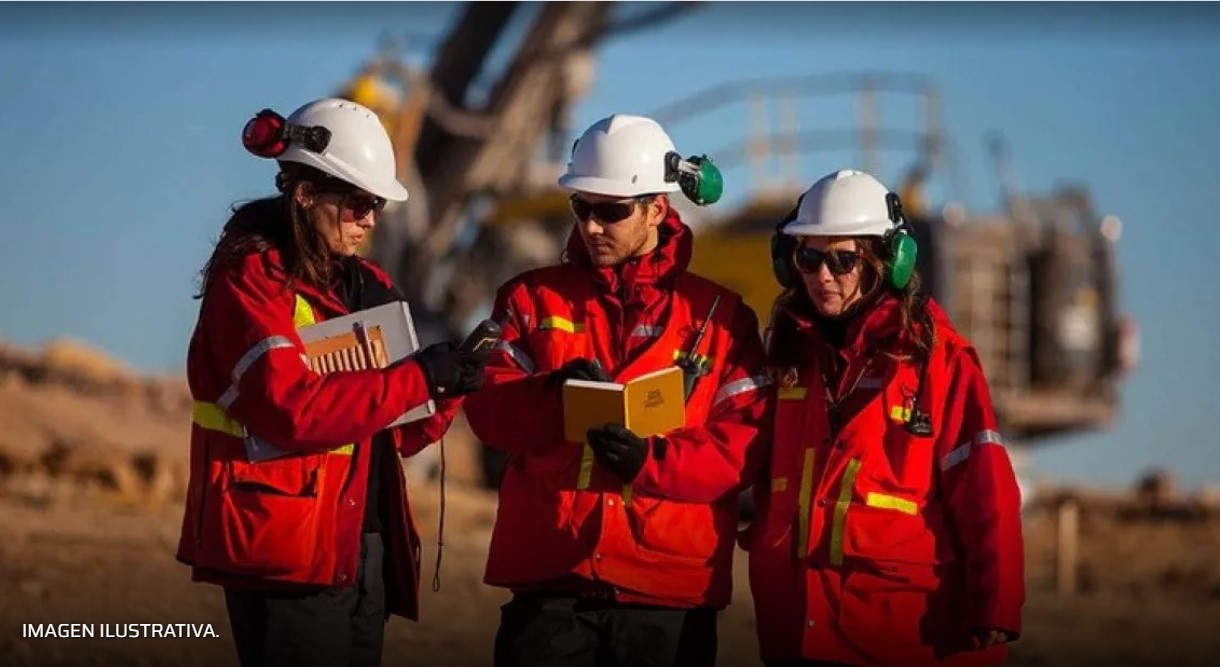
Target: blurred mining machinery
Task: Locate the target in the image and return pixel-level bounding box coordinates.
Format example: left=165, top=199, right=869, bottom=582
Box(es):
left=333, top=2, right=1139, bottom=495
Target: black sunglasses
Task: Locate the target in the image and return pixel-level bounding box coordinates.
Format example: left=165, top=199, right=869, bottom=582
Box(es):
left=793, top=246, right=862, bottom=276
left=569, top=195, right=642, bottom=224
left=342, top=192, right=387, bottom=219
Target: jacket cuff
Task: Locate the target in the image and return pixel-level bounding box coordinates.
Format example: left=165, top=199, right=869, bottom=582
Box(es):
left=631, top=437, right=666, bottom=492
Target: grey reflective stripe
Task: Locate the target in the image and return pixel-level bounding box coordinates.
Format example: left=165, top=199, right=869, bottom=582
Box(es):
left=713, top=375, right=772, bottom=407
left=857, top=376, right=885, bottom=390
left=497, top=340, right=537, bottom=374
left=631, top=325, right=664, bottom=338
left=974, top=430, right=1004, bottom=446
left=940, top=443, right=971, bottom=471
left=216, top=336, right=296, bottom=410
left=940, top=429, right=1005, bottom=471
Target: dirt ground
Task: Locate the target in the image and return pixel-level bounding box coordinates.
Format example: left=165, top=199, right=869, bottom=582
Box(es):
left=2, top=338, right=1220, bottom=667
left=2, top=475, right=1220, bottom=667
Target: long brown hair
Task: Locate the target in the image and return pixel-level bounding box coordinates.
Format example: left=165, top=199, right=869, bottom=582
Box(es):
left=765, top=235, right=935, bottom=385
left=195, top=163, right=339, bottom=299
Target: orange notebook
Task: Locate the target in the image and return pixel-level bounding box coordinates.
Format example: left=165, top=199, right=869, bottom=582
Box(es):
left=562, top=366, right=686, bottom=443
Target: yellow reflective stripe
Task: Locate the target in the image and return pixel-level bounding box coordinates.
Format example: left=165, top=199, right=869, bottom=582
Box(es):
left=293, top=294, right=316, bottom=328
left=778, top=386, right=808, bottom=401
left=829, top=458, right=862, bottom=567
left=672, top=349, right=711, bottom=368
left=193, top=401, right=245, bottom=437
left=622, top=484, right=632, bottom=504
left=194, top=400, right=355, bottom=457
left=796, top=448, right=816, bottom=555
left=890, top=405, right=911, bottom=423
left=577, top=443, right=595, bottom=489
left=540, top=316, right=583, bottom=333
left=197, top=295, right=352, bottom=458
left=772, top=477, right=788, bottom=492
left=865, top=492, right=918, bottom=515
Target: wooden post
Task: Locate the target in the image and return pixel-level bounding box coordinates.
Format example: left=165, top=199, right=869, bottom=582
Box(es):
left=1056, top=497, right=1079, bottom=597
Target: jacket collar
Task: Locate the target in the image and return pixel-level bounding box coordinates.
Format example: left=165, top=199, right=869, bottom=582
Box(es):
left=562, top=205, right=693, bottom=301
left=783, top=291, right=945, bottom=359
left=259, top=247, right=352, bottom=316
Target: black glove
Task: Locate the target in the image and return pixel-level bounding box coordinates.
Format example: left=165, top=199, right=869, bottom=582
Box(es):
left=586, top=424, right=653, bottom=483
left=546, top=358, right=611, bottom=391
left=415, top=341, right=488, bottom=400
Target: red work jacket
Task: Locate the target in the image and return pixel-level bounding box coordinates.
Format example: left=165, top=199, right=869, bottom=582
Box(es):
left=745, top=294, right=1025, bottom=666
left=463, top=209, right=772, bottom=608
left=175, top=249, right=460, bottom=621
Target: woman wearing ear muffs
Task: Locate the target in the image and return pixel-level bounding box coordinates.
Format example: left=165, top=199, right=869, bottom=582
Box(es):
left=176, top=98, right=490, bottom=667
left=742, top=170, right=1025, bottom=667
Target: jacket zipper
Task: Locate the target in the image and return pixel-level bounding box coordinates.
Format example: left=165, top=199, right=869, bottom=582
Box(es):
left=617, top=279, right=630, bottom=366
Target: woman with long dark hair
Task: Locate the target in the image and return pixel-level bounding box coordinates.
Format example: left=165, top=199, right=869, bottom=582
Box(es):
left=177, top=98, right=488, bottom=667
left=745, top=169, right=1025, bottom=667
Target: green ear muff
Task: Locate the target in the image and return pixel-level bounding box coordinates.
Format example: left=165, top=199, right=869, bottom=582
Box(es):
left=883, top=192, right=918, bottom=290
left=667, top=153, right=723, bottom=206
left=885, top=229, right=918, bottom=290
left=769, top=201, right=803, bottom=289
left=770, top=232, right=799, bottom=289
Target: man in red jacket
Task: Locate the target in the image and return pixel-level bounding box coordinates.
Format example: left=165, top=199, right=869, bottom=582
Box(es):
left=745, top=169, right=1024, bottom=667
left=463, top=114, right=773, bottom=667
left=177, top=98, right=488, bottom=667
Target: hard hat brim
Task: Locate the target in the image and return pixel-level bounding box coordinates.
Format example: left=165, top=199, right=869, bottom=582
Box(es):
left=280, top=151, right=410, bottom=202
left=558, top=174, right=680, bottom=199
left=365, top=177, right=410, bottom=202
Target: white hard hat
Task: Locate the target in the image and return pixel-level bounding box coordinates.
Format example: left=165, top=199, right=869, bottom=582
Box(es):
left=558, top=114, right=681, bottom=198
left=782, top=169, right=896, bottom=237
left=278, top=98, right=409, bottom=202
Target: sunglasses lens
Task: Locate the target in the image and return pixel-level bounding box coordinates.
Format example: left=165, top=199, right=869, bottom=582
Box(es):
left=795, top=248, right=859, bottom=275
left=346, top=194, right=385, bottom=219
left=571, top=197, right=635, bottom=223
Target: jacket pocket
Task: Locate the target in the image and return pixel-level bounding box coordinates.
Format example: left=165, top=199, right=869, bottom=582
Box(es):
left=215, top=456, right=325, bottom=578
left=629, top=496, right=722, bottom=559
left=843, top=501, right=957, bottom=566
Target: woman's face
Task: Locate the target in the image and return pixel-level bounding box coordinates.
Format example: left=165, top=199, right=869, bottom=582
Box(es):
left=298, top=183, right=385, bottom=257
left=795, top=235, right=868, bottom=318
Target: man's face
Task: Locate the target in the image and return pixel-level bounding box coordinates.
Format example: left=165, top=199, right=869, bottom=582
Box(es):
left=570, top=193, right=665, bottom=267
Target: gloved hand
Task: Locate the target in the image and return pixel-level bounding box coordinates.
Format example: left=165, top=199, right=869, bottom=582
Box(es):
left=586, top=424, right=654, bottom=483
left=545, top=358, right=611, bottom=391
left=415, top=341, right=488, bottom=400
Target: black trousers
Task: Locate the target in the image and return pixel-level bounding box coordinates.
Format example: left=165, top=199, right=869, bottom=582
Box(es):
left=224, top=532, right=387, bottom=667
left=493, top=591, right=719, bottom=667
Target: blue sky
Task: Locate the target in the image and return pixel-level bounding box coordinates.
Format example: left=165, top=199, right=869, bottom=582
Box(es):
left=1, top=2, right=1217, bottom=489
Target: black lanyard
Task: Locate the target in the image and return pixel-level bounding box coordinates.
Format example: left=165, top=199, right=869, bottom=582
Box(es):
left=820, top=352, right=874, bottom=436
